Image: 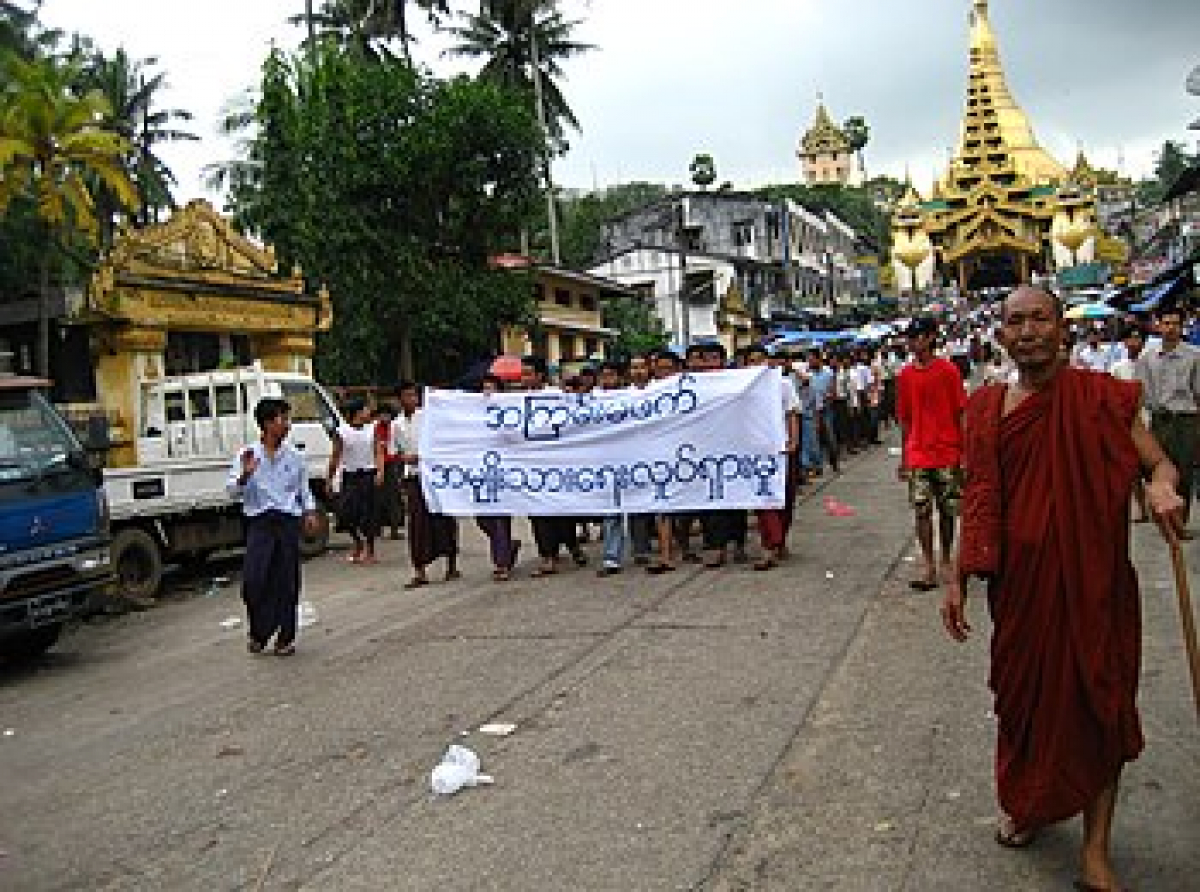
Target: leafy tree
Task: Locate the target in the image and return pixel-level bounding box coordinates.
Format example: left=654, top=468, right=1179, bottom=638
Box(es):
left=80, top=47, right=198, bottom=235
left=0, top=51, right=139, bottom=373
left=603, top=293, right=667, bottom=359
left=231, top=45, right=546, bottom=383
left=842, top=115, right=869, bottom=178
left=556, top=181, right=669, bottom=269
left=0, top=1, right=39, bottom=59
left=757, top=181, right=891, bottom=256
left=689, top=153, right=716, bottom=190
left=445, top=0, right=593, bottom=147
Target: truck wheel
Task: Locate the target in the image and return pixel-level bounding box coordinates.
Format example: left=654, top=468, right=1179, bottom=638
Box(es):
left=2, top=624, right=62, bottom=664
left=299, top=510, right=330, bottom=558
left=111, top=527, right=164, bottom=601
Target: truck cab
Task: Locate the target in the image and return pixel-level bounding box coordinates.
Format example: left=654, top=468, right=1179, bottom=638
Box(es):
left=99, top=365, right=342, bottom=600
left=0, top=376, right=111, bottom=662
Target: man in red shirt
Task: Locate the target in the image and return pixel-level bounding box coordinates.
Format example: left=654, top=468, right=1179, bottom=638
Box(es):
left=898, top=317, right=966, bottom=590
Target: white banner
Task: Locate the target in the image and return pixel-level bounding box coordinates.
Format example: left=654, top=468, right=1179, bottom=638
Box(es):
left=419, top=367, right=787, bottom=516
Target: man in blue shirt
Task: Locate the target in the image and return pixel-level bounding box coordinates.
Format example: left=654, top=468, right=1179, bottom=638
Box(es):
left=804, top=349, right=836, bottom=474
left=227, top=397, right=321, bottom=656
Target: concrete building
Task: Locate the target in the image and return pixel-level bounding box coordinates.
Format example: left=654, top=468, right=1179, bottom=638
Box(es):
left=592, top=192, right=870, bottom=346
left=493, top=259, right=627, bottom=374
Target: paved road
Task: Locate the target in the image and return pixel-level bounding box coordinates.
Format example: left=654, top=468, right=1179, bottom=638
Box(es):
left=1, top=437, right=1196, bottom=891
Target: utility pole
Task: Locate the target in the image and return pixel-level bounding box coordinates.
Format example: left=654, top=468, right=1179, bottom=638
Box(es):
left=825, top=249, right=836, bottom=314
left=677, top=197, right=690, bottom=347
left=529, top=22, right=560, bottom=265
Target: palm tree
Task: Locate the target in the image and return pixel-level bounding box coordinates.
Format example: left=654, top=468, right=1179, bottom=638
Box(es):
left=81, top=47, right=198, bottom=234
left=0, top=51, right=139, bottom=375
left=445, top=0, right=593, bottom=146
left=447, top=1, right=592, bottom=263
left=292, top=0, right=450, bottom=63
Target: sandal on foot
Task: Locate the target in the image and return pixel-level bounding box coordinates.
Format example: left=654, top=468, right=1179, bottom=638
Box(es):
left=273, top=643, right=296, bottom=657
left=646, top=563, right=675, bottom=575
left=444, top=569, right=462, bottom=582
left=403, top=577, right=429, bottom=590
left=994, top=815, right=1037, bottom=849
left=492, top=569, right=511, bottom=582
left=1072, top=882, right=1129, bottom=892
left=753, top=559, right=777, bottom=571
left=531, top=566, right=557, bottom=578
left=909, top=578, right=939, bottom=591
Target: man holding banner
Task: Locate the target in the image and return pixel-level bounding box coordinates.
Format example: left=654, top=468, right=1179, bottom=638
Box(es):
left=744, top=345, right=800, bottom=570
left=519, top=355, right=588, bottom=577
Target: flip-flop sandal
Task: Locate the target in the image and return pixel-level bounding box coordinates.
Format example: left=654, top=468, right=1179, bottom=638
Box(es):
left=646, top=563, right=675, bottom=575
left=753, top=559, right=777, bottom=571
left=403, top=577, right=429, bottom=589
left=273, top=643, right=296, bottom=656
left=909, top=579, right=939, bottom=591
left=444, top=569, right=462, bottom=582
left=345, top=554, right=362, bottom=564
left=531, top=566, right=557, bottom=578
left=571, top=551, right=589, bottom=567
left=1072, top=882, right=1129, bottom=892
left=492, top=569, right=511, bottom=582
left=994, top=823, right=1037, bottom=849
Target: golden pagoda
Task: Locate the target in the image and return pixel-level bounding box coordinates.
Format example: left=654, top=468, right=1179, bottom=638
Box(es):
left=891, top=0, right=1094, bottom=294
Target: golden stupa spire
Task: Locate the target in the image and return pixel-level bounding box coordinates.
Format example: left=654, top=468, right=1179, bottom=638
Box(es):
left=956, top=0, right=1064, bottom=186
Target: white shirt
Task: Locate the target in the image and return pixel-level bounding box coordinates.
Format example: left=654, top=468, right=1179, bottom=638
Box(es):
left=336, top=423, right=377, bottom=472
left=780, top=375, right=800, bottom=415
left=390, top=410, right=423, bottom=478
left=1073, top=342, right=1127, bottom=373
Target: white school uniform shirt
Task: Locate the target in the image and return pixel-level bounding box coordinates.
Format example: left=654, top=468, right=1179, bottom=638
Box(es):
left=336, top=423, right=377, bottom=472
left=390, top=409, right=423, bottom=479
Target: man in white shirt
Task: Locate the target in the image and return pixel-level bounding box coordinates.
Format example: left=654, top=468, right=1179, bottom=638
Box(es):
left=392, top=381, right=459, bottom=587
left=1072, top=326, right=1127, bottom=373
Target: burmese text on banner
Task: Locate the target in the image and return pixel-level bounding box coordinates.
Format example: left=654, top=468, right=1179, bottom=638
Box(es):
left=418, top=367, right=787, bottom=516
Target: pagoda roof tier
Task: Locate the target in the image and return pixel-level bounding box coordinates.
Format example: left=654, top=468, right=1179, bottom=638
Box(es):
left=955, top=0, right=1065, bottom=188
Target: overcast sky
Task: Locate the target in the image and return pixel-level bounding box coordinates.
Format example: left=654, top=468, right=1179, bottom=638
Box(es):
left=39, top=0, right=1200, bottom=202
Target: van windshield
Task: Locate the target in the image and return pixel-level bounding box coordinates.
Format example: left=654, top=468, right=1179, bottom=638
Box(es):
left=0, top=389, right=84, bottom=483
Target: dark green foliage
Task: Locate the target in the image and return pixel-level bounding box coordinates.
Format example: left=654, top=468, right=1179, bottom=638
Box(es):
left=602, top=294, right=667, bottom=359
left=233, top=45, right=546, bottom=383
left=557, top=181, right=669, bottom=269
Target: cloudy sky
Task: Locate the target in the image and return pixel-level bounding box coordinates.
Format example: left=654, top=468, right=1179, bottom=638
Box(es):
left=39, top=0, right=1200, bottom=201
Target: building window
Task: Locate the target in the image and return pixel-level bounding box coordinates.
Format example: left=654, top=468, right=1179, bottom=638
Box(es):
left=558, top=333, right=575, bottom=361
left=554, top=288, right=571, bottom=307
left=579, top=292, right=597, bottom=311
left=584, top=338, right=599, bottom=358
left=732, top=221, right=754, bottom=247
left=534, top=283, right=546, bottom=302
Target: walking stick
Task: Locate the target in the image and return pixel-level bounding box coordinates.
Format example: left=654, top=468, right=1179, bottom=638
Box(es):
left=1167, top=539, right=1200, bottom=722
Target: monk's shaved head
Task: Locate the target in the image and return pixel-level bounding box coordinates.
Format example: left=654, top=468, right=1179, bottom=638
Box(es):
left=1001, top=286, right=1062, bottom=322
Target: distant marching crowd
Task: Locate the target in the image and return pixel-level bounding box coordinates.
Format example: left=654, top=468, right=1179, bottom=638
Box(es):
left=325, top=341, right=906, bottom=590
left=228, top=299, right=1200, bottom=659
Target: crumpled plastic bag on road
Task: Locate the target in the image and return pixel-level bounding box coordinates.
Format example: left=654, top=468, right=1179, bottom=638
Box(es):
left=430, top=744, right=494, bottom=796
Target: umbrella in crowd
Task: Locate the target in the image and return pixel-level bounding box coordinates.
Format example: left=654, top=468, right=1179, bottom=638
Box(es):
left=488, top=355, right=524, bottom=382
left=1064, top=303, right=1116, bottom=320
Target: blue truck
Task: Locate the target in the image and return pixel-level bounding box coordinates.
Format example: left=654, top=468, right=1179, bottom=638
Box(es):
left=0, top=375, right=112, bottom=662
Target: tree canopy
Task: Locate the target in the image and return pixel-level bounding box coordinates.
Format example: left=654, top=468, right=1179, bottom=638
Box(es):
left=229, top=44, right=548, bottom=383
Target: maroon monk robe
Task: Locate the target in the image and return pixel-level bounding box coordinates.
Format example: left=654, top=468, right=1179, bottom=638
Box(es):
left=961, top=367, right=1144, bottom=830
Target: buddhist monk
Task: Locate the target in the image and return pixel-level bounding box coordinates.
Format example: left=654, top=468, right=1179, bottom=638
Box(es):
left=942, top=286, right=1183, bottom=892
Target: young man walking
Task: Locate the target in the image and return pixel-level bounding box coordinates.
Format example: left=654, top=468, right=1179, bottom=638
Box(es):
left=1137, top=305, right=1200, bottom=537
left=227, top=398, right=323, bottom=656
left=897, top=318, right=965, bottom=590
